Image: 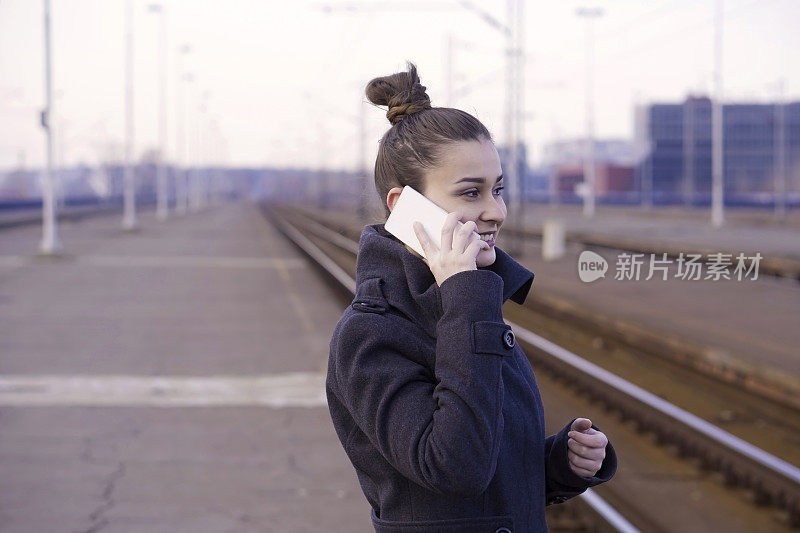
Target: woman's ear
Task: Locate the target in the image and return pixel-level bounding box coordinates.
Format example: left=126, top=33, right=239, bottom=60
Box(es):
left=386, top=187, right=404, bottom=213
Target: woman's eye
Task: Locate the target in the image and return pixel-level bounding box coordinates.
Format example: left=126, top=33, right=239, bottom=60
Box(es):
left=462, top=186, right=503, bottom=198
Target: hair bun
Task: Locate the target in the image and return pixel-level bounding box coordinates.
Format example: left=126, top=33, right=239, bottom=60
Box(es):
left=366, top=61, right=432, bottom=126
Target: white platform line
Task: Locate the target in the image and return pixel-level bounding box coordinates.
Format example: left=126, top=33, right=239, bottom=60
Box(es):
left=0, top=255, right=308, bottom=270
left=0, top=256, right=27, bottom=267
left=0, top=372, right=327, bottom=408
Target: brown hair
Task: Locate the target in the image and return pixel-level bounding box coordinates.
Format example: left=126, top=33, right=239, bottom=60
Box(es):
left=365, top=61, right=494, bottom=218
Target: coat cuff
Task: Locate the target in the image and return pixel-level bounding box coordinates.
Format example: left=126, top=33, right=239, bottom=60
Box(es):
left=438, top=269, right=504, bottom=323
left=546, top=418, right=617, bottom=502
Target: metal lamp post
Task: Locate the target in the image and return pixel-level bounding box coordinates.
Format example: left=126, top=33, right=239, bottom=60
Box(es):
left=122, top=0, right=138, bottom=231
left=148, top=3, right=169, bottom=220
left=576, top=6, right=604, bottom=219
left=39, top=0, right=61, bottom=254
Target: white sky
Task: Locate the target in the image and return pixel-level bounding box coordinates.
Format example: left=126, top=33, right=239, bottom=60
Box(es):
left=1, top=0, right=798, bottom=171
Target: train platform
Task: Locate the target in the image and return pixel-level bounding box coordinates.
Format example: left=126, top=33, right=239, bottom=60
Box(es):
left=304, top=203, right=800, bottom=406
left=0, top=202, right=370, bottom=532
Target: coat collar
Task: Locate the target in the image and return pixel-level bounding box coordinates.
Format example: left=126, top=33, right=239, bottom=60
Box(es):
left=353, top=223, right=534, bottom=338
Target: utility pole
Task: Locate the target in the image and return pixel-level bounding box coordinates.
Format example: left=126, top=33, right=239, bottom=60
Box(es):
left=39, top=0, right=61, bottom=254
left=576, top=6, right=603, bottom=219
left=711, top=0, right=725, bottom=228
left=122, top=0, right=138, bottom=231
left=148, top=3, right=168, bottom=220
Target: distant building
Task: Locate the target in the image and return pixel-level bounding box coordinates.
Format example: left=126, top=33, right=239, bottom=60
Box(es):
left=0, top=168, right=40, bottom=199
left=555, top=163, right=634, bottom=195
left=539, top=138, right=637, bottom=199
left=635, top=96, right=800, bottom=203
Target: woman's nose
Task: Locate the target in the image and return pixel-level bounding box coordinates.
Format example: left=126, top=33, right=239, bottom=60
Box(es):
left=480, top=195, right=506, bottom=223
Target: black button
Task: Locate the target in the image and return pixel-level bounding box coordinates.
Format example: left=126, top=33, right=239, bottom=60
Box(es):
left=494, top=528, right=512, bottom=533
left=503, top=329, right=515, bottom=349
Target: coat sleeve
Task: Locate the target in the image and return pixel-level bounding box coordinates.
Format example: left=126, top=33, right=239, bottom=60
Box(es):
left=330, top=269, right=513, bottom=497
left=544, top=418, right=618, bottom=505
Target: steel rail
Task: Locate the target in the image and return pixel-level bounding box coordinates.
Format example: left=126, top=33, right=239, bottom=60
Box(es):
left=273, top=204, right=800, bottom=526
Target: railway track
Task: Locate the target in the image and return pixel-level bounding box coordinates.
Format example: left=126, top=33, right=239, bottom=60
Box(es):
left=290, top=204, right=800, bottom=412
left=262, top=202, right=800, bottom=532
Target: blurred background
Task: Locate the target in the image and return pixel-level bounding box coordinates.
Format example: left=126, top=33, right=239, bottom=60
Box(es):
left=0, top=1, right=798, bottom=532
left=1, top=0, right=798, bottom=214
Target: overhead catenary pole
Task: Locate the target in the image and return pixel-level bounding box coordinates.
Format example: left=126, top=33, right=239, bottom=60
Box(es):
left=320, top=2, right=525, bottom=229
left=643, top=141, right=653, bottom=209
left=444, top=33, right=454, bottom=107
left=711, top=0, right=725, bottom=228
left=683, top=97, right=695, bottom=207
left=196, top=91, right=210, bottom=211
left=122, top=0, right=138, bottom=231
left=515, top=0, right=525, bottom=240
left=450, top=0, right=524, bottom=252
left=175, top=44, right=192, bottom=215
left=208, top=117, right=219, bottom=205
left=502, top=1, right=515, bottom=251
left=491, top=0, right=522, bottom=254
left=634, top=90, right=654, bottom=210
left=55, top=115, right=65, bottom=211
left=189, top=82, right=201, bottom=213
left=192, top=92, right=201, bottom=212
left=149, top=3, right=168, bottom=220
left=317, top=122, right=329, bottom=209
left=576, top=6, right=603, bottom=219
left=504, top=0, right=525, bottom=252
left=774, top=78, right=786, bottom=220
left=358, top=95, right=368, bottom=221
left=39, top=0, right=61, bottom=254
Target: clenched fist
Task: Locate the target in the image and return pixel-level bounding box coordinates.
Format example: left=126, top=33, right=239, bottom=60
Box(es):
left=567, top=418, right=608, bottom=478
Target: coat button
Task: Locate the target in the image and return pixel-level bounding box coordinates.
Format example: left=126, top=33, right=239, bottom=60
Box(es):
left=502, top=329, right=515, bottom=349
left=494, top=528, right=512, bottom=533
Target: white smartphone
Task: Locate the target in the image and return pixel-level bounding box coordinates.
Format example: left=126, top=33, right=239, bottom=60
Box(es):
left=384, top=185, right=481, bottom=260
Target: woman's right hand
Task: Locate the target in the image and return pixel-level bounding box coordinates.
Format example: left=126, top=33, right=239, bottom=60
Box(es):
left=413, top=211, right=490, bottom=287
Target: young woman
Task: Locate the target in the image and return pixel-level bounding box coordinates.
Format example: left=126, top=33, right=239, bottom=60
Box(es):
left=326, top=62, right=617, bottom=533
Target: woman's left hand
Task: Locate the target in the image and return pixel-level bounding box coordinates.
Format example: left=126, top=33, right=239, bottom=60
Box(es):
left=566, top=418, right=608, bottom=478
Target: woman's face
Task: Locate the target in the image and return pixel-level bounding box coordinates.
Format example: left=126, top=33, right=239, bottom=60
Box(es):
left=386, top=138, right=507, bottom=267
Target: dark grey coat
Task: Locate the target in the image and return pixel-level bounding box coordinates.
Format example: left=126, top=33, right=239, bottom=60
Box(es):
left=326, top=223, right=617, bottom=532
